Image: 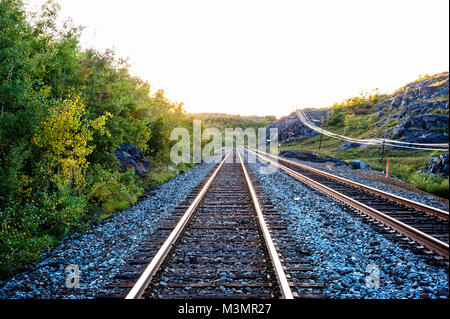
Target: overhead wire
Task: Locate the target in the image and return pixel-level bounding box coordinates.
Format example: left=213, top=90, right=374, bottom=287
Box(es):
left=294, top=109, right=448, bottom=151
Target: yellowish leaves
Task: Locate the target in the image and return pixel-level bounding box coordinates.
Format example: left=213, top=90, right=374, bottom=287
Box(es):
left=32, top=95, right=110, bottom=188
left=91, top=112, right=113, bottom=137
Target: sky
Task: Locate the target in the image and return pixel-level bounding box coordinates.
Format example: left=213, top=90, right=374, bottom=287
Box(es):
left=26, top=0, right=449, bottom=118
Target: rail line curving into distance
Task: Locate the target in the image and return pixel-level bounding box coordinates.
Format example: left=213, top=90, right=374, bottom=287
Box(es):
left=246, top=147, right=449, bottom=260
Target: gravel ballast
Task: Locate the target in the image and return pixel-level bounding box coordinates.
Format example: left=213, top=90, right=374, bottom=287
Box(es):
left=1, top=150, right=448, bottom=299
left=0, top=161, right=218, bottom=299
left=248, top=155, right=448, bottom=299
left=279, top=156, right=449, bottom=212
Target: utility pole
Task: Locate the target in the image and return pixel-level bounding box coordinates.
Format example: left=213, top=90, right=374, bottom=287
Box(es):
left=318, top=116, right=323, bottom=151
left=342, top=127, right=346, bottom=148
left=380, top=128, right=387, bottom=163
left=319, top=132, right=323, bottom=151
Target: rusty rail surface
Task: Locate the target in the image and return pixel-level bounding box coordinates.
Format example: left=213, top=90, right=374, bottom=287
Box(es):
left=125, top=149, right=297, bottom=299
left=249, top=148, right=448, bottom=221
left=237, top=149, right=293, bottom=299
left=247, top=147, right=449, bottom=259
left=125, top=151, right=232, bottom=299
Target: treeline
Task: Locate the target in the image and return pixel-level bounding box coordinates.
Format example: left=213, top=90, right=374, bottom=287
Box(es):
left=0, top=0, right=191, bottom=277
left=190, top=113, right=276, bottom=147
left=191, top=113, right=275, bottom=134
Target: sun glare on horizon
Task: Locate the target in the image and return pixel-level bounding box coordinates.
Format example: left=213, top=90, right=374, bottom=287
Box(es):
left=25, top=0, right=450, bottom=118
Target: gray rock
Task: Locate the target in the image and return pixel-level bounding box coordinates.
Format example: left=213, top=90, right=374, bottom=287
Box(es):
left=334, top=142, right=361, bottom=153
left=266, top=108, right=331, bottom=143
left=279, top=150, right=322, bottom=162
left=246, top=150, right=448, bottom=299
left=422, top=153, right=449, bottom=176
left=114, top=144, right=149, bottom=176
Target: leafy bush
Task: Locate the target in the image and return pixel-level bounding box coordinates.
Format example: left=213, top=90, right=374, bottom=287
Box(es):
left=0, top=0, right=194, bottom=278
left=344, top=114, right=372, bottom=131
left=409, top=173, right=449, bottom=199
left=326, top=106, right=347, bottom=127
left=86, top=165, right=144, bottom=215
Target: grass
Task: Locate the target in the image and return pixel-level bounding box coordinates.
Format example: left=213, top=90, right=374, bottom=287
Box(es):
left=422, top=94, right=449, bottom=103
left=427, top=108, right=449, bottom=115
left=281, top=134, right=449, bottom=199
left=428, top=79, right=449, bottom=87
left=409, top=172, right=449, bottom=198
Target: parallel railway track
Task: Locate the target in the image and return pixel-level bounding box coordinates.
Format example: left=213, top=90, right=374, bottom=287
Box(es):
left=246, top=147, right=449, bottom=260
left=106, top=149, right=323, bottom=299
left=104, top=146, right=447, bottom=300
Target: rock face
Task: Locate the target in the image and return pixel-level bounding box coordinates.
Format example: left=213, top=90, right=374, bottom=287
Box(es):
left=266, top=108, right=330, bottom=143
left=422, top=153, right=449, bottom=176
left=269, top=72, right=448, bottom=148
left=333, top=142, right=361, bottom=153
left=114, top=144, right=149, bottom=176
left=377, top=72, right=449, bottom=144
left=391, top=114, right=449, bottom=144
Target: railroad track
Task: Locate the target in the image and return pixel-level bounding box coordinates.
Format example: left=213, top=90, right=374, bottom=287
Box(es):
left=246, top=147, right=449, bottom=260
left=105, top=149, right=323, bottom=299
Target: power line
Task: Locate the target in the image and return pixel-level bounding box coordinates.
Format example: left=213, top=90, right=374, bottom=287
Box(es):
left=295, top=109, right=449, bottom=151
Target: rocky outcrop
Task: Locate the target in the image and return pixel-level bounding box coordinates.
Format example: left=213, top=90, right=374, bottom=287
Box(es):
left=422, top=153, right=449, bottom=177
left=267, top=108, right=330, bottom=143
left=377, top=72, right=449, bottom=144
left=114, top=144, right=149, bottom=176
left=279, top=150, right=372, bottom=169
left=269, top=72, right=448, bottom=150
left=391, top=114, right=448, bottom=144
left=333, top=142, right=361, bottom=153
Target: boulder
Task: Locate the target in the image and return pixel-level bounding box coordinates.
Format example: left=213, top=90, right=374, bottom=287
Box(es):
left=279, top=150, right=321, bottom=162
left=114, top=144, right=149, bottom=176
left=347, top=160, right=371, bottom=170
left=334, top=142, right=361, bottom=153
left=324, top=157, right=346, bottom=166
left=422, top=153, right=449, bottom=176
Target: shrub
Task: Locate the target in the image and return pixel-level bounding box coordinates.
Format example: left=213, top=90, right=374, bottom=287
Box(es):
left=344, top=114, right=372, bottom=131
left=409, top=172, right=449, bottom=198
left=86, top=165, right=144, bottom=215
left=0, top=226, right=58, bottom=278
left=326, top=106, right=347, bottom=127
left=0, top=0, right=193, bottom=278
left=32, top=96, right=94, bottom=188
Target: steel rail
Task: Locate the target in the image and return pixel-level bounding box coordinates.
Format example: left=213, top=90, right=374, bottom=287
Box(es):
left=237, top=149, right=294, bottom=299
left=248, top=147, right=448, bottom=221
left=125, top=151, right=232, bottom=299
left=246, top=148, right=449, bottom=259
